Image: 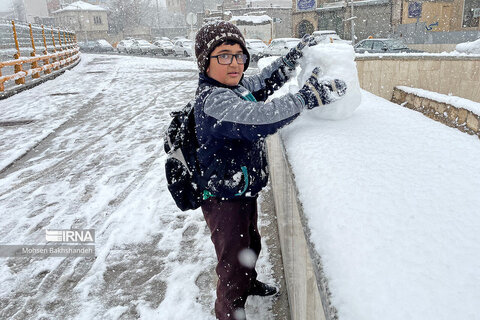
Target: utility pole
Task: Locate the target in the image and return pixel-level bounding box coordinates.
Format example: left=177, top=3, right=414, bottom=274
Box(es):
left=350, top=0, right=355, bottom=45
left=221, top=1, right=224, bottom=20
left=156, top=0, right=160, bottom=26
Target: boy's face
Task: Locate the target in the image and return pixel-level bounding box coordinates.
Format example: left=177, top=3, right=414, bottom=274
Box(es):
left=207, top=43, right=245, bottom=86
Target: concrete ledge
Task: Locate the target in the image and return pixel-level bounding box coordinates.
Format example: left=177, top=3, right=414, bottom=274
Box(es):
left=392, top=87, right=480, bottom=139
left=408, top=43, right=457, bottom=53
left=266, top=134, right=337, bottom=320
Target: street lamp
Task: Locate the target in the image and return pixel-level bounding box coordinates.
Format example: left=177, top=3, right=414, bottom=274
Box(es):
left=344, top=0, right=357, bottom=45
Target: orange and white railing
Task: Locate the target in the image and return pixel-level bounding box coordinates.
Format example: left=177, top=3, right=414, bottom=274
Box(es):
left=0, top=21, right=79, bottom=92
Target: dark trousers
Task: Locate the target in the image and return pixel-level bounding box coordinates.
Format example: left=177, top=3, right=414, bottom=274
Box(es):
left=201, top=197, right=261, bottom=320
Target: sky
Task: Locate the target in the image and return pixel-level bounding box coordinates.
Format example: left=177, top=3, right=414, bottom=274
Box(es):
left=0, top=0, right=13, bottom=12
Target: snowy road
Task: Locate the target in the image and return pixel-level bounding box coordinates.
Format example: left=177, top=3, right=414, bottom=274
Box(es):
left=0, top=54, right=280, bottom=319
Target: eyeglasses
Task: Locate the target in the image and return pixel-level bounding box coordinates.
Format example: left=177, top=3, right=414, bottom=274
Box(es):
left=210, top=53, right=248, bottom=65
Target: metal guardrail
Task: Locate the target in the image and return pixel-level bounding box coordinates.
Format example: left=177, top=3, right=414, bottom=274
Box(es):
left=0, top=20, right=79, bottom=92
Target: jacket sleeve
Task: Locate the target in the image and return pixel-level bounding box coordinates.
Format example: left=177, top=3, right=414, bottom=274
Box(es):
left=241, top=57, right=295, bottom=102
left=203, top=87, right=304, bottom=141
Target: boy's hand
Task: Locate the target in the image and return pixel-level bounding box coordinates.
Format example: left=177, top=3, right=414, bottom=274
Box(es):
left=283, top=34, right=318, bottom=68
left=295, top=67, right=347, bottom=109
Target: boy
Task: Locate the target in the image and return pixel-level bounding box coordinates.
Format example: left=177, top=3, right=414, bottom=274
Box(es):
left=194, top=21, right=346, bottom=320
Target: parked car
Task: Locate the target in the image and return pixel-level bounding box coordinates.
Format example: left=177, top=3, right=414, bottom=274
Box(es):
left=78, top=41, right=96, bottom=52
left=354, top=38, right=423, bottom=53
left=313, top=30, right=351, bottom=44
left=117, top=39, right=135, bottom=53
left=78, top=39, right=114, bottom=53
left=153, top=40, right=175, bottom=56
left=173, top=39, right=194, bottom=57
left=95, top=39, right=115, bottom=52
left=263, top=38, right=300, bottom=57
left=245, top=39, right=267, bottom=61
left=130, top=39, right=161, bottom=55
left=154, top=36, right=171, bottom=42
left=172, top=36, right=187, bottom=42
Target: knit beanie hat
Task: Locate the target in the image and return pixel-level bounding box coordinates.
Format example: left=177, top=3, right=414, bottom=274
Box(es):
left=195, top=21, right=250, bottom=74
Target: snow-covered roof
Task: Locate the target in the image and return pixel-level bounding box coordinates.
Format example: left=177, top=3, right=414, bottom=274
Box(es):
left=230, top=15, right=272, bottom=25
left=53, top=1, right=107, bottom=14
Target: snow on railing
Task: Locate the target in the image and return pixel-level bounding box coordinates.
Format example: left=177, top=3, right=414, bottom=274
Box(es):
left=0, top=20, right=79, bottom=92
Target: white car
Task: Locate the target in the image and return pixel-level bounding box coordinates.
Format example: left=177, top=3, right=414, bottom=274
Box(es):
left=117, top=39, right=135, bottom=53
left=130, top=39, right=161, bottom=55
left=173, top=39, right=194, bottom=57
left=154, top=36, right=171, bottom=42
left=313, top=30, right=351, bottom=45
left=263, top=38, right=300, bottom=57
left=246, top=39, right=267, bottom=61
left=153, top=40, right=175, bottom=56
left=172, top=36, right=187, bottom=42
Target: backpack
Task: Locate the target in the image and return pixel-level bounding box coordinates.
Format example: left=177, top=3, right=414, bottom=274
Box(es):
left=164, top=101, right=205, bottom=211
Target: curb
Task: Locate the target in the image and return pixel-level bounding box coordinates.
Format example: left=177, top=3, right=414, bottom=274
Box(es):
left=266, top=134, right=337, bottom=320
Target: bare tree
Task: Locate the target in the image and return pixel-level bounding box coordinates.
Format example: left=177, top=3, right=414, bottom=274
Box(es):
left=13, top=0, right=26, bottom=22
left=107, top=0, right=156, bottom=33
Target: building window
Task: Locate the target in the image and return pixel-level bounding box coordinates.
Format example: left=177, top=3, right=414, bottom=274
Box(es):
left=297, top=20, right=314, bottom=38
left=94, top=16, right=102, bottom=24
left=463, top=0, right=480, bottom=27
left=408, top=2, right=422, bottom=18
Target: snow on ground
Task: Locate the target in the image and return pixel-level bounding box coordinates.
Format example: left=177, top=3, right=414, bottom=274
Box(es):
left=275, top=44, right=480, bottom=319
left=0, top=54, right=277, bottom=319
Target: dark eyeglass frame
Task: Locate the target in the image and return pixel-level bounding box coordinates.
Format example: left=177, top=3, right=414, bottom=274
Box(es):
left=210, top=53, right=248, bottom=65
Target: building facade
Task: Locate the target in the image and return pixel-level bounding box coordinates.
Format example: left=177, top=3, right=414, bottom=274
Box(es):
left=397, top=0, right=479, bottom=48
left=53, top=1, right=108, bottom=41
left=24, top=0, right=50, bottom=24
left=401, top=0, right=479, bottom=31
left=228, top=7, right=293, bottom=38
left=291, top=0, right=318, bottom=37
left=166, top=0, right=186, bottom=13
left=8, top=0, right=51, bottom=24
left=291, top=0, right=395, bottom=42
left=223, top=0, right=248, bottom=9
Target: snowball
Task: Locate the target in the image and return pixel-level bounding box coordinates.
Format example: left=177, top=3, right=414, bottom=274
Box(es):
left=233, top=308, right=246, bottom=320
left=256, top=43, right=361, bottom=120
left=296, top=43, right=362, bottom=120
left=238, top=248, right=257, bottom=268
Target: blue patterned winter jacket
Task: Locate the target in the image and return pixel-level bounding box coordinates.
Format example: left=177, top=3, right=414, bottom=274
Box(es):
left=194, top=57, right=305, bottom=200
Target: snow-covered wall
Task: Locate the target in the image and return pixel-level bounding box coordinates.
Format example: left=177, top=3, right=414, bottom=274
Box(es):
left=266, top=134, right=333, bottom=320
left=392, top=86, right=480, bottom=138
